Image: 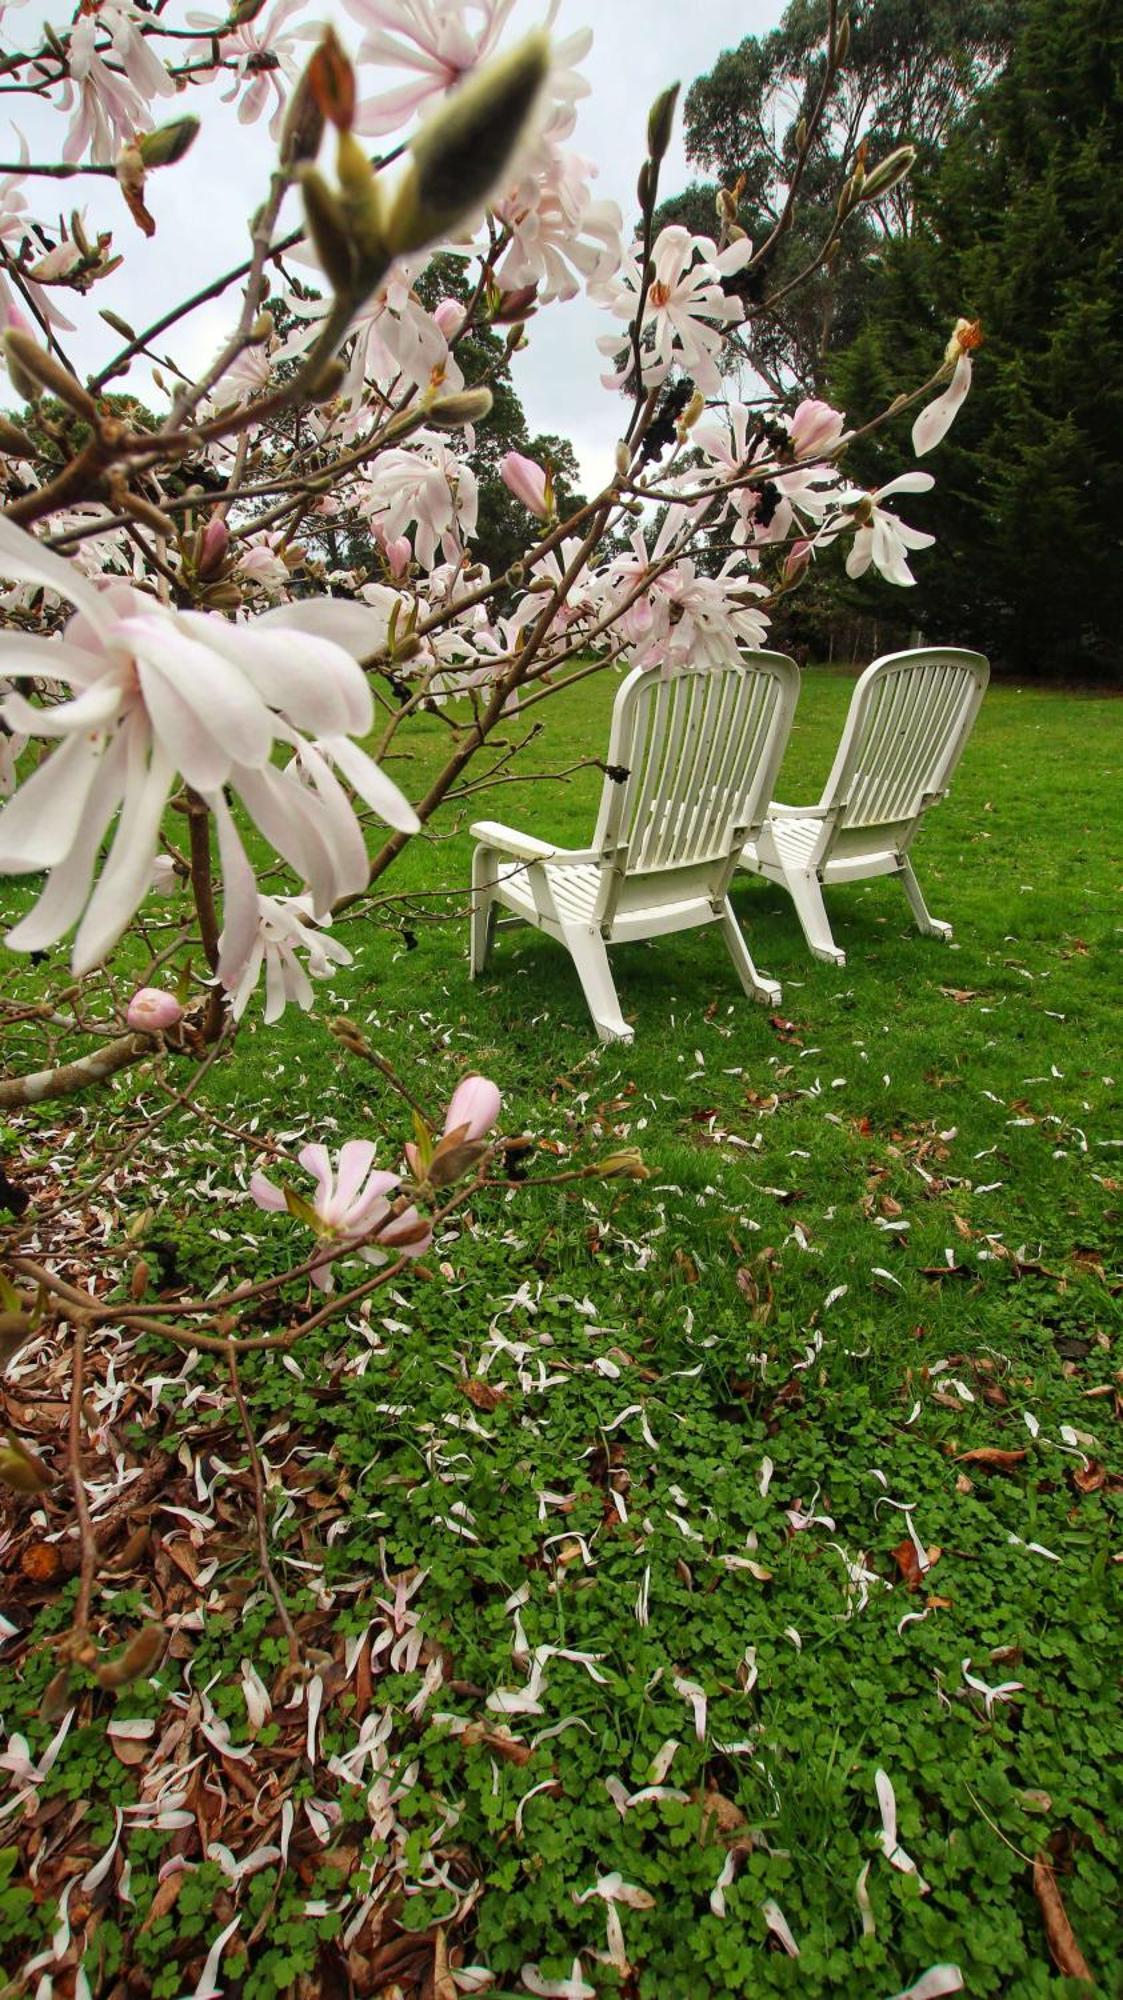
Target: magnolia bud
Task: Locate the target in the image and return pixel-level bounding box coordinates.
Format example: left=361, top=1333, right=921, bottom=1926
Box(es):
left=137, top=117, right=200, bottom=169
left=126, top=986, right=184, bottom=1032
left=0, top=1438, right=54, bottom=1494
left=307, top=27, right=355, bottom=132
left=4, top=329, right=97, bottom=416
left=386, top=32, right=549, bottom=256
left=281, top=58, right=326, bottom=167
left=677, top=388, right=705, bottom=436
left=249, top=310, right=274, bottom=344
left=93, top=1623, right=165, bottom=1689
left=860, top=145, right=916, bottom=202
left=336, top=127, right=386, bottom=270
left=833, top=12, right=851, bottom=63
left=594, top=1149, right=650, bottom=1182
left=309, top=356, right=347, bottom=403
left=646, top=81, right=680, bottom=163
left=492, top=282, right=538, bottom=323
left=637, top=158, right=654, bottom=213
left=795, top=116, right=808, bottom=155
left=197, top=515, right=230, bottom=578
left=426, top=385, right=494, bottom=428
left=614, top=439, right=631, bottom=477
left=0, top=415, right=35, bottom=456
left=299, top=168, right=356, bottom=291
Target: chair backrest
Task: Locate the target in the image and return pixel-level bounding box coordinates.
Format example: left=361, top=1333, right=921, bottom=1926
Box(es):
left=818, top=647, right=989, bottom=850
left=592, top=650, right=799, bottom=922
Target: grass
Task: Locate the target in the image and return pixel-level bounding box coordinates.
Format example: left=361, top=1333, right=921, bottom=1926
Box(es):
left=1, top=666, right=1121, bottom=1998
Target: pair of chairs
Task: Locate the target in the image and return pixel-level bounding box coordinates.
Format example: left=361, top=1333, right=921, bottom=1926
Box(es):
left=469, top=647, right=990, bottom=1043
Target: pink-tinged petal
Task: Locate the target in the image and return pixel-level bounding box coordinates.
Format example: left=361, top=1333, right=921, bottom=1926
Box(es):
left=249, top=1169, right=287, bottom=1213
left=327, top=1138, right=379, bottom=1221
left=0, top=514, right=111, bottom=635
left=345, top=1172, right=401, bottom=1231
left=71, top=730, right=175, bottom=973
left=323, top=734, right=420, bottom=834
left=297, top=1142, right=335, bottom=1210
left=210, top=792, right=262, bottom=990
left=1, top=679, right=120, bottom=739
left=874, top=471, right=935, bottom=501
left=125, top=617, right=273, bottom=787
left=5, top=731, right=128, bottom=953
left=258, top=593, right=395, bottom=673
left=0, top=630, right=115, bottom=691
left=0, top=728, right=108, bottom=872
left=500, top=451, right=551, bottom=519
left=233, top=760, right=350, bottom=914
left=911, top=351, right=971, bottom=458
left=291, top=744, right=369, bottom=895
left=187, top=611, right=373, bottom=738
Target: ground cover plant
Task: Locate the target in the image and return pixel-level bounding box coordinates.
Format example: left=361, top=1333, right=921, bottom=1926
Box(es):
left=2, top=667, right=1121, bottom=1996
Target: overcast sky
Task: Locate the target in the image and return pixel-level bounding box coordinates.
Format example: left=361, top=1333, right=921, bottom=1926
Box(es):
left=8, top=0, right=787, bottom=489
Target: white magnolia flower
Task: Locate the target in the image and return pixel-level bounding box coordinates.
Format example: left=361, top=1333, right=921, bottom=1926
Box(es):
left=221, top=893, right=353, bottom=1023
left=842, top=472, right=937, bottom=587
left=595, top=225, right=751, bottom=394
left=0, top=519, right=417, bottom=974
left=187, top=0, right=311, bottom=139
left=346, top=0, right=522, bottom=136
left=494, top=147, right=622, bottom=303
left=361, top=432, right=479, bottom=569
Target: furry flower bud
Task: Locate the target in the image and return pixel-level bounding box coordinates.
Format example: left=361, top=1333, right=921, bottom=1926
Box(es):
left=385, top=32, right=549, bottom=256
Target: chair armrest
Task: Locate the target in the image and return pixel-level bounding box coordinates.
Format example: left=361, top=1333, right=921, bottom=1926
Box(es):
left=766, top=800, right=827, bottom=820
left=470, top=819, right=559, bottom=862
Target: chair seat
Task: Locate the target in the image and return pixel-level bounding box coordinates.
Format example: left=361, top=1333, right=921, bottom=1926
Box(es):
left=745, top=815, right=822, bottom=871
left=495, top=857, right=601, bottom=925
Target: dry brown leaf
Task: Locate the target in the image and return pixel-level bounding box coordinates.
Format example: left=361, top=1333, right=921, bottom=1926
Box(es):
left=890, top=1538, right=938, bottom=1591
left=1032, top=1854, right=1093, bottom=1982
left=1071, top=1460, right=1107, bottom=1494
left=956, top=1447, right=1028, bottom=1471
left=458, top=1377, right=505, bottom=1413
left=433, top=1927, right=456, bottom=2000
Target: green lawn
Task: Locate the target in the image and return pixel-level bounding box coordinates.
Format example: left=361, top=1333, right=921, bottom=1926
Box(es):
left=2, top=667, right=1121, bottom=1998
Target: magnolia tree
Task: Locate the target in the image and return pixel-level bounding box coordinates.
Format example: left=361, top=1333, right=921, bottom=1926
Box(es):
left=1, top=0, right=974, bottom=1778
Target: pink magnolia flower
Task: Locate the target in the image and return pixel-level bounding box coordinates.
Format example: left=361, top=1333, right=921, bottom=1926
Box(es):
left=250, top=1140, right=432, bottom=1290
left=789, top=398, right=846, bottom=459
left=432, top=297, right=467, bottom=338
left=220, top=892, right=353, bottom=1024
left=500, top=451, right=551, bottom=519
left=361, top=434, right=479, bottom=569
left=444, top=1074, right=501, bottom=1141
left=0, top=517, right=418, bottom=974
left=346, top=0, right=521, bottom=136
left=595, top=226, right=752, bottom=394
left=126, top=987, right=183, bottom=1032
left=187, top=0, right=312, bottom=139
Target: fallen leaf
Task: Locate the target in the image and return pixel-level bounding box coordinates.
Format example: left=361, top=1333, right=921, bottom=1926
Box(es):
left=1032, top=1854, right=1093, bottom=1982
left=891, top=1538, right=938, bottom=1591
left=1071, top=1460, right=1106, bottom=1495
left=955, top=1448, right=1028, bottom=1471
left=458, top=1377, right=505, bottom=1413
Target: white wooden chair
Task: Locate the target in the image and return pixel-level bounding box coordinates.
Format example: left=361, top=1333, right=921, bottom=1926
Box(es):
left=469, top=650, right=800, bottom=1043
left=739, top=646, right=989, bottom=966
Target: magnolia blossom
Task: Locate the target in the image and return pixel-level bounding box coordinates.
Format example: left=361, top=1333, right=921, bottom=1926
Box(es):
left=607, top=509, right=770, bottom=670
left=57, top=6, right=162, bottom=165
left=0, top=518, right=417, bottom=974
left=220, top=893, right=353, bottom=1024
left=126, top=986, right=184, bottom=1032
left=187, top=0, right=310, bottom=137
left=0, top=161, right=76, bottom=330
left=841, top=473, right=937, bottom=587
left=72, top=0, right=174, bottom=108
left=361, top=433, right=479, bottom=569
left=346, top=0, right=522, bottom=135
left=236, top=536, right=292, bottom=597
left=280, top=264, right=458, bottom=435
left=493, top=147, right=623, bottom=304
left=595, top=226, right=751, bottom=394
left=789, top=397, right=846, bottom=459
left=249, top=1140, right=432, bottom=1289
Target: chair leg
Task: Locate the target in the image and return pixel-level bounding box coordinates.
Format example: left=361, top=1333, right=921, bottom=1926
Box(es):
left=720, top=899, right=781, bottom=1007
left=469, top=846, right=498, bottom=978
left=565, top=927, right=633, bottom=1043
left=784, top=868, right=847, bottom=967
left=899, top=857, right=952, bottom=941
